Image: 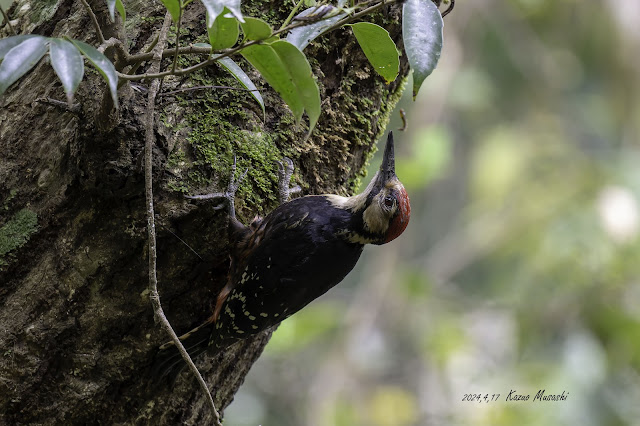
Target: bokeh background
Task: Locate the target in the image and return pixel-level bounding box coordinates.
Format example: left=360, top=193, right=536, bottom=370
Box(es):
left=223, top=1, right=640, bottom=425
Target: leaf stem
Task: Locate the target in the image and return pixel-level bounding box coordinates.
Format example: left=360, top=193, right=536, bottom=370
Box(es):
left=279, top=0, right=305, bottom=31
left=79, top=0, right=106, bottom=44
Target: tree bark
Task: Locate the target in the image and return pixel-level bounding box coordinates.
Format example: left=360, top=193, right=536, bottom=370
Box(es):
left=0, top=0, right=409, bottom=423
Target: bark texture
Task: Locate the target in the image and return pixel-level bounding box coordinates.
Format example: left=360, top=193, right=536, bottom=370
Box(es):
left=0, top=0, right=409, bottom=423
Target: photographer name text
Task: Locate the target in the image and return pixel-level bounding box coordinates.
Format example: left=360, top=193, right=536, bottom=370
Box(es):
left=462, top=390, right=569, bottom=403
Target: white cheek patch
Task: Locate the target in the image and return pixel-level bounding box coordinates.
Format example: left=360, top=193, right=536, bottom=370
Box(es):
left=362, top=192, right=392, bottom=234
left=325, top=193, right=367, bottom=212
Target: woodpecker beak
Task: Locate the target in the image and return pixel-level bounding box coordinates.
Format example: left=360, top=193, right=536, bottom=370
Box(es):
left=377, top=131, right=396, bottom=185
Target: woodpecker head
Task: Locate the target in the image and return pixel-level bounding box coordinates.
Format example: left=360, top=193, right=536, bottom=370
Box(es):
left=328, top=132, right=411, bottom=245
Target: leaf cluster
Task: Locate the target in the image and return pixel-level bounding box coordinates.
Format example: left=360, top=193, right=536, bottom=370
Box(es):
left=0, top=0, right=448, bottom=134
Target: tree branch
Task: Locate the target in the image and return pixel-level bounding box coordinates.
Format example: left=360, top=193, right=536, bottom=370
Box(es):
left=143, top=11, right=222, bottom=426
left=0, top=4, right=15, bottom=35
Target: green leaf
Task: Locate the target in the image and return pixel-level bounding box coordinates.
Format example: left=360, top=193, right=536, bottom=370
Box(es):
left=200, top=0, right=244, bottom=27
left=240, top=17, right=272, bottom=41
left=105, top=0, right=126, bottom=22
left=159, top=0, right=181, bottom=23
left=403, top=0, right=443, bottom=99
left=116, top=0, right=126, bottom=22
left=348, top=22, right=399, bottom=84
left=217, top=56, right=265, bottom=119
left=0, top=35, right=41, bottom=60
left=49, top=38, right=84, bottom=105
left=70, top=40, right=119, bottom=108
left=241, top=44, right=302, bottom=125
left=271, top=40, right=320, bottom=133
left=193, top=43, right=212, bottom=49
left=0, top=36, right=49, bottom=96
left=207, top=11, right=239, bottom=50
left=241, top=40, right=320, bottom=134
left=286, top=5, right=345, bottom=50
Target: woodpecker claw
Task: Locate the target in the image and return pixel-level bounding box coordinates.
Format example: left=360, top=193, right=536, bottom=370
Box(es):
left=276, top=157, right=300, bottom=204
left=185, top=156, right=249, bottom=219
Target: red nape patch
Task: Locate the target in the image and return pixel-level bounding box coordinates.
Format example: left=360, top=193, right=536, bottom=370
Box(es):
left=384, top=187, right=411, bottom=243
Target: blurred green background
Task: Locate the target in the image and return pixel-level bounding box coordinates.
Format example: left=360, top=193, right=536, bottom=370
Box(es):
left=225, top=1, right=640, bottom=425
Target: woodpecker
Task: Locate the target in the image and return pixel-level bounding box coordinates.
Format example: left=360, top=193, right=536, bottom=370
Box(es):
left=159, top=132, right=410, bottom=365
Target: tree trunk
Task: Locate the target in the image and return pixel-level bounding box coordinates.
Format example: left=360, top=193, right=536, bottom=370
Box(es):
left=0, top=0, right=409, bottom=423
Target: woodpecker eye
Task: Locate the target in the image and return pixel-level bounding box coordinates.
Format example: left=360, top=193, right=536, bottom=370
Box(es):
left=383, top=195, right=395, bottom=208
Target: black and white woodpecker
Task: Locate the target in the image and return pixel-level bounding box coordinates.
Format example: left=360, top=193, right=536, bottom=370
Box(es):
left=159, top=132, right=410, bottom=360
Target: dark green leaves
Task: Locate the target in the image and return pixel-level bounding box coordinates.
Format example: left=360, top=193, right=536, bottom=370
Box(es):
left=0, top=36, right=118, bottom=106
left=105, top=0, right=126, bottom=22
left=0, top=36, right=48, bottom=96
left=241, top=40, right=320, bottom=134
left=0, top=35, right=41, bottom=59
left=208, top=12, right=240, bottom=50
left=208, top=11, right=273, bottom=49
left=349, top=22, right=399, bottom=83
left=403, top=0, right=444, bottom=98
left=159, top=0, right=181, bottom=23
left=240, top=17, right=272, bottom=41
left=217, top=56, right=265, bottom=118
left=70, top=40, right=119, bottom=108
left=49, top=39, right=84, bottom=105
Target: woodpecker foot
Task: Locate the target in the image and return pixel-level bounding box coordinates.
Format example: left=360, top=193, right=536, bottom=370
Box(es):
left=276, top=157, right=301, bottom=204
left=185, top=156, right=248, bottom=219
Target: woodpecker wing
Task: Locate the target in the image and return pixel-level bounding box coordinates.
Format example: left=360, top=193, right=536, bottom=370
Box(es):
left=212, top=196, right=364, bottom=345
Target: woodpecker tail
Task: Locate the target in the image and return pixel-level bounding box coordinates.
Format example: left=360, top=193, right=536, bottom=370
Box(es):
left=151, top=319, right=217, bottom=383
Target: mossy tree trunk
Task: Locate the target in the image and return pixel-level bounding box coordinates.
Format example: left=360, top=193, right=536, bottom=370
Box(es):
left=0, top=0, right=409, bottom=423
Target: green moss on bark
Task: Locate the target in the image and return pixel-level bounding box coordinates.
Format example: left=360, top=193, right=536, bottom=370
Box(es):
left=0, top=209, right=38, bottom=269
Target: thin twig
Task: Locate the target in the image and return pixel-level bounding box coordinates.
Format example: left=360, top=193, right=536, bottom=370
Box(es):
left=171, top=7, right=183, bottom=74
left=144, top=11, right=222, bottom=426
left=121, top=18, right=311, bottom=76
left=0, top=4, right=15, bottom=35
left=442, top=0, right=455, bottom=18
left=397, top=108, right=407, bottom=131
left=128, top=44, right=212, bottom=65
left=279, top=0, right=305, bottom=31
left=79, top=0, right=106, bottom=44
left=158, top=223, right=203, bottom=260
left=127, top=34, right=160, bottom=76
left=35, top=97, right=81, bottom=114
left=314, top=0, right=399, bottom=40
